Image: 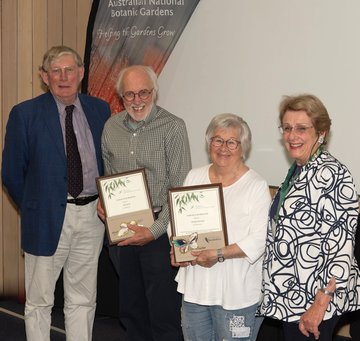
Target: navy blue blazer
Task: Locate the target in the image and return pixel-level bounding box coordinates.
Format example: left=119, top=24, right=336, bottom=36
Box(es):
left=2, top=92, right=111, bottom=256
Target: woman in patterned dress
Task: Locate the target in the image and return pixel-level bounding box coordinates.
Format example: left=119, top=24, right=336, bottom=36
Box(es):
left=258, top=94, right=360, bottom=341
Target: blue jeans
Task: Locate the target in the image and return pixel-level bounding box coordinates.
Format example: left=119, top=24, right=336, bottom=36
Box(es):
left=181, top=300, right=263, bottom=341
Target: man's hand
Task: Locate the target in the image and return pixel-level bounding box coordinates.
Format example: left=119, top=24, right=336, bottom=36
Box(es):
left=117, top=224, right=155, bottom=246
left=97, top=199, right=105, bottom=221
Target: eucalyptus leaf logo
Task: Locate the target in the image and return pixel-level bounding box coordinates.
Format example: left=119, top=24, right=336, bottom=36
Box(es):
left=174, top=191, right=204, bottom=214
left=104, top=177, right=129, bottom=199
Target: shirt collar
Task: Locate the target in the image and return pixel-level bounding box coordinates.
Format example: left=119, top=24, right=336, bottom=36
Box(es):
left=54, top=94, right=81, bottom=116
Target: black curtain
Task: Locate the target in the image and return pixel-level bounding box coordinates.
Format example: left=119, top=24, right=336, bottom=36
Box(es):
left=81, top=0, right=100, bottom=94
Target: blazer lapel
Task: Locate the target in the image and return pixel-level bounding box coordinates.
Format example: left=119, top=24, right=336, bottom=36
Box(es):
left=42, top=93, right=67, bottom=162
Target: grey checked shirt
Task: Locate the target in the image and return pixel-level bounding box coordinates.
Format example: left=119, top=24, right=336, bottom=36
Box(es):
left=101, top=105, right=192, bottom=238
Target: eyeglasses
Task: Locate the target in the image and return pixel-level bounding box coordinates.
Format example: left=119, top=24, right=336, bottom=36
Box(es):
left=279, top=125, right=314, bottom=135
left=122, top=89, right=153, bottom=101
left=46, top=66, right=77, bottom=76
left=210, top=137, right=241, bottom=150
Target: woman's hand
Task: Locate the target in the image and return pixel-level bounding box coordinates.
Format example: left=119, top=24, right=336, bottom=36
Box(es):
left=170, top=246, right=192, bottom=267
left=190, top=249, right=218, bottom=268
left=298, top=301, right=326, bottom=339
left=298, top=277, right=336, bottom=340
left=189, top=244, right=245, bottom=268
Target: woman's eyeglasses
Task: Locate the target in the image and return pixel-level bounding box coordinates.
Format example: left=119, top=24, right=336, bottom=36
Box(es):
left=278, top=125, right=314, bottom=135
left=210, top=137, right=241, bottom=150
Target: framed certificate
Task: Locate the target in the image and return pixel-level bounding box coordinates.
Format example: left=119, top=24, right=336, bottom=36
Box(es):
left=168, top=183, right=228, bottom=262
left=97, top=168, right=154, bottom=245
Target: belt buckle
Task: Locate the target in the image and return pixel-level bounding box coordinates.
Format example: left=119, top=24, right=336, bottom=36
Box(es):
left=74, top=197, right=84, bottom=205
left=67, top=195, right=98, bottom=206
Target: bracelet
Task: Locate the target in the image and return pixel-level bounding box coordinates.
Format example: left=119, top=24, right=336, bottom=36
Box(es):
left=319, top=288, right=335, bottom=298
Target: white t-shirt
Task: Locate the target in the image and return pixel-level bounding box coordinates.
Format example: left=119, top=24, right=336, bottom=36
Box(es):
left=175, top=164, right=271, bottom=310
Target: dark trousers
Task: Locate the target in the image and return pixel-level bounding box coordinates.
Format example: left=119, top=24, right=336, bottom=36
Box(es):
left=349, top=310, right=360, bottom=339
left=108, top=234, right=183, bottom=341
left=282, top=315, right=340, bottom=341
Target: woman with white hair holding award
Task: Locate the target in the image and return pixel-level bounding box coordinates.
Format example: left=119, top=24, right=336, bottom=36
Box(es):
left=170, top=113, right=271, bottom=341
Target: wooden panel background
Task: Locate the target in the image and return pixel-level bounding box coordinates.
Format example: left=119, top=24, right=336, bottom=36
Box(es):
left=0, top=0, right=92, bottom=299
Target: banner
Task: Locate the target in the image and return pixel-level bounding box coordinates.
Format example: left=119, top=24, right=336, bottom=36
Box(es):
left=83, top=0, right=200, bottom=114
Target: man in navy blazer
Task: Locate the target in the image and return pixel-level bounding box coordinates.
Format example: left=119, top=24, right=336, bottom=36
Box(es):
left=2, top=46, right=111, bottom=341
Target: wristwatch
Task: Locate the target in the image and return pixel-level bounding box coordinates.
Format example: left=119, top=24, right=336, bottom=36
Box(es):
left=217, top=249, right=225, bottom=263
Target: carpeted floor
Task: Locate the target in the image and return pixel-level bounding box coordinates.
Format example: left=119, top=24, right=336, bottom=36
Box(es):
left=0, top=298, right=356, bottom=341
left=0, top=299, right=126, bottom=341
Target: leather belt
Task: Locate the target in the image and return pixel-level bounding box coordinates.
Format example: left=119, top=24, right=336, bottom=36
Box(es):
left=67, top=195, right=99, bottom=206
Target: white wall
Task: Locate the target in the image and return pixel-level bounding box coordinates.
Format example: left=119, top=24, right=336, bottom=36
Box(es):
left=157, top=0, right=360, bottom=190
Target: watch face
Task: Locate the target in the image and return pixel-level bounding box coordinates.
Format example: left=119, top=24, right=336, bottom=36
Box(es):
left=217, top=249, right=225, bottom=262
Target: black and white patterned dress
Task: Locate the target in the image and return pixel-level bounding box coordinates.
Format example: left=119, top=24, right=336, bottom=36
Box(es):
left=259, top=150, right=360, bottom=322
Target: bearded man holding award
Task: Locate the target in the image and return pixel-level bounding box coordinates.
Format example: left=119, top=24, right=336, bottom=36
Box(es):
left=97, top=65, right=192, bottom=341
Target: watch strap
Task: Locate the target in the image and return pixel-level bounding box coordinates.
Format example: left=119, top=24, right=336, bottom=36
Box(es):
left=217, top=248, right=225, bottom=263
left=319, top=288, right=335, bottom=298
